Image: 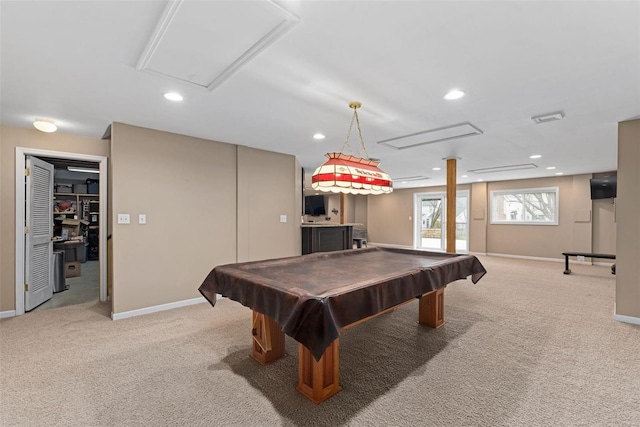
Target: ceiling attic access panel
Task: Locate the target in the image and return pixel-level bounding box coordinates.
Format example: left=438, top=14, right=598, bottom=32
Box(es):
left=136, top=0, right=299, bottom=91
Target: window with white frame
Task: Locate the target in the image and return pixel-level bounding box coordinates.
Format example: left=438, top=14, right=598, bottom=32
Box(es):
left=490, top=187, right=559, bottom=225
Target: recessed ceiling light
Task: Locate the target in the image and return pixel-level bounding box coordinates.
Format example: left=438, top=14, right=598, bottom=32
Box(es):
left=444, top=89, right=465, bottom=100
left=401, top=181, right=408, bottom=184
left=432, top=167, right=441, bottom=171
left=529, top=154, right=542, bottom=159
left=461, top=175, right=468, bottom=178
left=164, top=92, right=183, bottom=101
left=476, top=179, right=483, bottom=182
left=546, top=166, right=556, bottom=170
left=33, top=120, right=57, bottom=133
left=313, top=133, right=325, bottom=140
left=555, top=172, right=563, bottom=175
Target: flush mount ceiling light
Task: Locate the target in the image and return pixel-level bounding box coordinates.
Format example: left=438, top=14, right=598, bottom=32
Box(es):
left=444, top=89, right=465, bottom=100
left=163, top=92, right=183, bottom=101
left=311, top=102, right=392, bottom=195
left=531, top=111, right=564, bottom=124
left=313, top=133, right=325, bottom=140
left=529, top=154, right=542, bottom=159
left=33, top=120, right=57, bottom=133
left=432, top=167, right=441, bottom=171
left=67, top=166, right=99, bottom=174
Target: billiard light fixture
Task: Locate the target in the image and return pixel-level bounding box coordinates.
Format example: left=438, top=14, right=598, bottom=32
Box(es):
left=33, top=119, right=57, bottom=133
left=311, top=102, right=393, bottom=195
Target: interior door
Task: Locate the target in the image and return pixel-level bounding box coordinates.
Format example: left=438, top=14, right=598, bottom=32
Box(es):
left=25, top=156, right=54, bottom=311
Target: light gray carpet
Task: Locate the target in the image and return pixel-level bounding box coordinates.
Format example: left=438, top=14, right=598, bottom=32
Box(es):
left=1, top=256, right=638, bottom=426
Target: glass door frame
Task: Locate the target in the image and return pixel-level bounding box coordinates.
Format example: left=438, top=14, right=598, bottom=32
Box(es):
left=413, top=190, right=470, bottom=253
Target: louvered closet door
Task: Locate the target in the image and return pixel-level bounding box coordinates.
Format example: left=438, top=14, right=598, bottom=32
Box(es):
left=25, top=156, right=54, bottom=311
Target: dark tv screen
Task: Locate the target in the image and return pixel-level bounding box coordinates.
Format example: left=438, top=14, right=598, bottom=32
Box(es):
left=590, top=176, right=617, bottom=200
left=304, top=195, right=326, bottom=216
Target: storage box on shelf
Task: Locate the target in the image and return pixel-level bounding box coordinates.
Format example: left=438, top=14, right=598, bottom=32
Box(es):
left=53, top=180, right=99, bottom=260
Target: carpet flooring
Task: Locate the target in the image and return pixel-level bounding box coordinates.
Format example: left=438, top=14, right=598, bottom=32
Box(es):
left=1, top=255, right=638, bottom=426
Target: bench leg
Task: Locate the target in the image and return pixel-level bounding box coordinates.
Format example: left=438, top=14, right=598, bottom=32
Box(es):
left=563, top=255, right=571, bottom=275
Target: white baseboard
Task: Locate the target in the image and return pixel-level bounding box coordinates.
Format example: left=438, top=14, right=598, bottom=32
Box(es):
left=0, top=310, right=16, bottom=319
left=111, top=296, right=209, bottom=321
left=486, top=253, right=565, bottom=263
left=613, top=313, right=640, bottom=326
left=469, top=251, right=488, bottom=256
left=593, top=261, right=615, bottom=267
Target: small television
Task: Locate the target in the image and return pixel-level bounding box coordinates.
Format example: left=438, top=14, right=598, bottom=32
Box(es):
left=590, top=176, right=617, bottom=200
left=304, top=195, right=326, bottom=216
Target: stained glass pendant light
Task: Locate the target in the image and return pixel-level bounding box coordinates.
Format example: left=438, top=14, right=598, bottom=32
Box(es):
left=311, top=102, right=393, bottom=195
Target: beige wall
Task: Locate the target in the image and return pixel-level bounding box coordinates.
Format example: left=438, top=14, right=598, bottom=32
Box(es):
left=367, top=174, right=615, bottom=261
left=368, top=186, right=443, bottom=246
left=354, top=195, right=368, bottom=227
left=0, top=125, right=110, bottom=312
left=109, top=123, right=238, bottom=314
left=592, top=199, right=616, bottom=254
left=237, top=145, right=300, bottom=262
left=616, top=119, right=640, bottom=318
left=486, top=175, right=591, bottom=258
left=109, top=123, right=301, bottom=315
left=469, top=182, right=488, bottom=253
left=591, top=171, right=617, bottom=255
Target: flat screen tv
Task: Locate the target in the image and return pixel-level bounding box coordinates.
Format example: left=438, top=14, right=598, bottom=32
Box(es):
left=304, top=195, right=326, bottom=216
left=590, top=176, right=617, bottom=200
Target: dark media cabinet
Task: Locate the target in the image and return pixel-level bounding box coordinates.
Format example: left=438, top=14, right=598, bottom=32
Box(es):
left=301, top=224, right=353, bottom=255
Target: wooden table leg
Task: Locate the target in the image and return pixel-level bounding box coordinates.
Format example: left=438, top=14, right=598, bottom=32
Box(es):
left=418, top=287, right=445, bottom=328
left=296, top=339, right=342, bottom=404
left=251, top=311, right=285, bottom=365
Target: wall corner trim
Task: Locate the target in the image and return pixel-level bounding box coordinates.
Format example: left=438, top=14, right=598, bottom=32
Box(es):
left=111, top=296, right=209, bottom=321
left=0, top=310, right=17, bottom=319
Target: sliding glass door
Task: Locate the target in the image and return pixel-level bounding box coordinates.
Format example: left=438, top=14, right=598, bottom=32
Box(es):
left=414, top=191, right=469, bottom=252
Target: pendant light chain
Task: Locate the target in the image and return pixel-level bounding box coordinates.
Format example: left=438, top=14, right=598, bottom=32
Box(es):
left=353, top=108, right=370, bottom=159
left=339, top=102, right=370, bottom=159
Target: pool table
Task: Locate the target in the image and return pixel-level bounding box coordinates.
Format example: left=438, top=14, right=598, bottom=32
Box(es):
left=199, top=247, right=486, bottom=403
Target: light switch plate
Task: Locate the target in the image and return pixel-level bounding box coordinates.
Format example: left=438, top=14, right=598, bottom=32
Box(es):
left=117, top=214, right=130, bottom=224
left=138, top=214, right=146, bottom=224
left=280, top=215, right=287, bottom=223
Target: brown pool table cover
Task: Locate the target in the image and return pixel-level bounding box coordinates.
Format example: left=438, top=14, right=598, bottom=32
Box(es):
left=199, top=247, right=486, bottom=360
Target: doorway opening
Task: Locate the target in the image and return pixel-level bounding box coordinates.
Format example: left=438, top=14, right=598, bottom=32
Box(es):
left=414, top=190, right=469, bottom=252
left=15, top=147, right=108, bottom=316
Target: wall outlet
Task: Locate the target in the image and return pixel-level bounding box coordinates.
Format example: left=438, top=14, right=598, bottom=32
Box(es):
left=577, top=255, right=585, bottom=262
left=280, top=215, right=287, bottom=223
left=117, top=214, right=130, bottom=224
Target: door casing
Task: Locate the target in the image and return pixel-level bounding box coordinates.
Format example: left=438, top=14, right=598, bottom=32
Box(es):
left=15, top=147, right=108, bottom=316
left=413, top=190, right=469, bottom=252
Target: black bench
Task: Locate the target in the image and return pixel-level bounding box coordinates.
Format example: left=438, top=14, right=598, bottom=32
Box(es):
left=562, top=252, right=616, bottom=275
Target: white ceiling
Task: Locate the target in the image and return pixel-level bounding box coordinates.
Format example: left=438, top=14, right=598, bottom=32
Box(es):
left=2, top=1, right=639, bottom=190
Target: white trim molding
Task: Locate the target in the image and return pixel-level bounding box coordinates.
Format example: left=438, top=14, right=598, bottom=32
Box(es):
left=0, top=310, right=17, bottom=319
left=613, top=313, right=640, bottom=326
left=486, top=253, right=565, bottom=263
left=15, top=147, right=108, bottom=316
left=111, top=296, right=208, bottom=321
